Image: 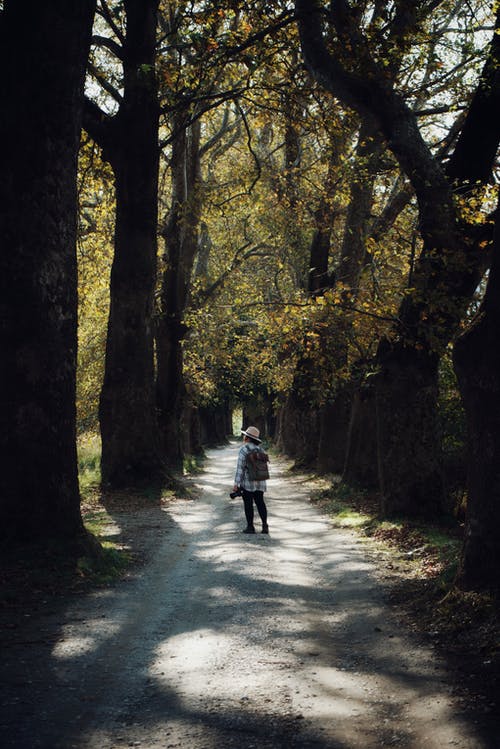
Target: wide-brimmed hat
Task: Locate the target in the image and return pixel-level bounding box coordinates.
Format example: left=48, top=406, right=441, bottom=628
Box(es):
left=241, top=426, right=262, bottom=443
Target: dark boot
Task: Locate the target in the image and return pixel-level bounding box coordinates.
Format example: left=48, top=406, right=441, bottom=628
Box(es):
left=243, top=525, right=255, bottom=534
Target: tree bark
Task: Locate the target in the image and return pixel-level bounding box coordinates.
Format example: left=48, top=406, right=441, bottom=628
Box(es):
left=242, top=393, right=275, bottom=441
left=453, top=202, right=500, bottom=592
left=0, top=0, right=97, bottom=546
left=343, top=386, right=378, bottom=489
left=375, top=341, right=444, bottom=516
left=85, top=0, right=164, bottom=487
left=317, top=387, right=353, bottom=475
left=279, top=359, right=322, bottom=467
left=156, top=116, right=202, bottom=469
left=199, top=404, right=232, bottom=446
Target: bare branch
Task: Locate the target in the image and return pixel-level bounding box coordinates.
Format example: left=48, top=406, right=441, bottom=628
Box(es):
left=236, top=103, right=262, bottom=194
left=200, top=242, right=275, bottom=301
left=91, top=34, right=123, bottom=61
left=228, top=298, right=399, bottom=325
left=96, top=0, right=125, bottom=46
left=87, top=61, right=123, bottom=105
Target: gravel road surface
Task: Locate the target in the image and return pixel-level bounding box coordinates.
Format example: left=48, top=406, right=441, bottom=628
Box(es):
left=0, top=443, right=487, bottom=748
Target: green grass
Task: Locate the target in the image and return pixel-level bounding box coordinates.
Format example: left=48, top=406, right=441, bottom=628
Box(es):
left=77, top=545, right=132, bottom=585
left=310, top=483, right=374, bottom=529
left=82, top=508, right=111, bottom=537
left=310, top=480, right=462, bottom=587
left=79, top=506, right=133, bottom=583
left=183, top=453, right=205, bottom=474
left=78, top=431, right=101, bottom=494
left=76, top=433, right=134, bottom=583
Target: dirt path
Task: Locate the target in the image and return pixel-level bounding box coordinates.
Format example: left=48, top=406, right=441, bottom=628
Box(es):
left=0, top=443, right=490, bottom=748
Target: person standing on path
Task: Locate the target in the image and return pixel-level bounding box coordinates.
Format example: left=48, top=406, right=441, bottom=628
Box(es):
left=233, top=426, right=269, bottom=534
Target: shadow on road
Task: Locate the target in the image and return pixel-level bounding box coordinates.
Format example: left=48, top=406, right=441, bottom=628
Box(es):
left=0, top=444, right=493, bottom=748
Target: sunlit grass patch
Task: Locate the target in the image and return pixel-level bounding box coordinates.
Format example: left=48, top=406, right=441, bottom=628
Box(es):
left=78, top=431, right=101, bottom=494
left=311, top=480, right=462, bottom=585
left=81, top=507, right=132, bottom=583
left=83, top=508, right=113, bottom=538
left=310, top=482, right=376, bottom=529
left=183, top=453, right=205, bottom=474
left=77, top=545, right=132, bottom=585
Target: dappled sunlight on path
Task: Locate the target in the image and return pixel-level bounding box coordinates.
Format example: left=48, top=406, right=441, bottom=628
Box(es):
left=0, top=443, right=486, bottom=748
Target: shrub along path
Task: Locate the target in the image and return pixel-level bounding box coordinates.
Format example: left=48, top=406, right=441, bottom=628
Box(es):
left=0, top=443, right=496, bottom=748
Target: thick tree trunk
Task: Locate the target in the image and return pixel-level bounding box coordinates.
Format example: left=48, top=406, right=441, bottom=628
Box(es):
left=0, top=1, right=97, bottom=546
left=181, top=404, right=204, bottom=457
left=279, top=385, right=321, bottom=467
left=199, top=405, right=231, bottom=446
left=343, top=387, right=378, bottom=488
left=242, top=393, right=275, bottom=441
left=280, top=121, right=347, bottom=467
left=98, top=0, right=164, bottom=487
left=453, top=205, right=500, bottom=592
left=156, top=117, right=202, bottom=469
left=375, top=341, right=444, bottom=517
left=307, top=123, right=347, bottom=294
left=317, top=387, right=353, bottom=474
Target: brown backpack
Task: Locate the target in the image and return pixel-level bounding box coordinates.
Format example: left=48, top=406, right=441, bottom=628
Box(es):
left=245, top=445, right=270, bottom=481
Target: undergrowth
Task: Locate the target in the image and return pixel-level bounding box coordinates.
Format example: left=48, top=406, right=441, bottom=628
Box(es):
left=310, top=479, right=498, bottom=662
left=310, top=479, right=461, bottom=582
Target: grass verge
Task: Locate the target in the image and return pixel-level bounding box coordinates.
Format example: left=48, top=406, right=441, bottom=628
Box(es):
left=310, top=479, right=498, bottom=651
left=77, top=432, right=135, bottom=585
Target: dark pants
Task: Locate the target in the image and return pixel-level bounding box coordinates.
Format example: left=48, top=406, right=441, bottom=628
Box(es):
left=242, top=489, right=267, bottom=528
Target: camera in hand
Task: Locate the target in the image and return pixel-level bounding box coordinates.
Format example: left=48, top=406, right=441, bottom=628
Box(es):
left=230, top=487, right=243, bottom=499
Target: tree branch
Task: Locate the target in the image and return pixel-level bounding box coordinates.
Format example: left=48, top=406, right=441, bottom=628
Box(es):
left=82, top=97, right=117, bottom=163
left=91, top=34, right=123, bottom=61
left=295, top=0, right=457, bottom=250
left=87, top=61, right=123, bottom=105
left=445, top=8, right=500, bottom=189
left=200, top=242, right=274, bottom=301
left=96, top=0, right=125, bottom=46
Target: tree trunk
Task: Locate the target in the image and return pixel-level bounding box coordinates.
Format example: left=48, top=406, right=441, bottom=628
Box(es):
left=156, top=117, right=202, bottom=469
left=316, top=120, right=382, bottom=474
left=0, top=1, right=97, bottom=547
left=343, top=387, right=378, bottom=488
left=375, top=341, right=444, bottom=517
left=242, top=393, right=275, bottom=441
left=307, top=123, right=347, bottom=294
left=317, top=388, right=353, bottom=474
left=279, top=380, right=321, bottom=467
left=279, top=118, right=347, bottom=467
left=97, top=0, right=164, bottom=487
left=181, top=404, right=204, bottom=457
left=453, top=203, right=500, bottom=592
left=199, top=404, right=231, bottom=446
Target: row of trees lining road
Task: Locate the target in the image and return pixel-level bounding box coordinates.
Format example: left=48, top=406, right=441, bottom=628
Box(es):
left=1, top=1, right=499, bottom=591
left=295, top=0, right=500, bottom=588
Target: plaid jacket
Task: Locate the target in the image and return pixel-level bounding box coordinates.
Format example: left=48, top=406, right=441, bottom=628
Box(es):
left=234, top=443, right=267, bottom=492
